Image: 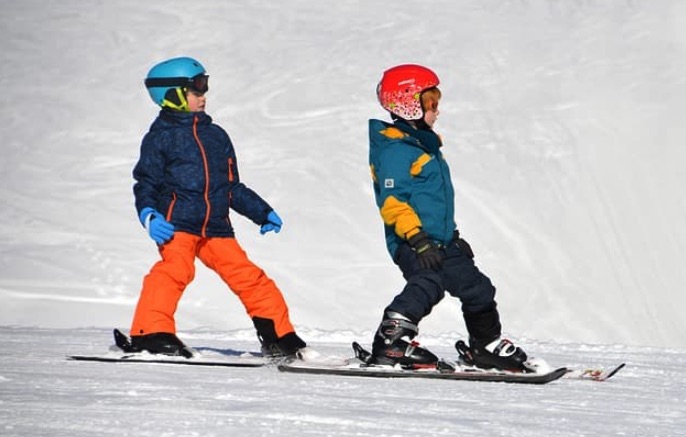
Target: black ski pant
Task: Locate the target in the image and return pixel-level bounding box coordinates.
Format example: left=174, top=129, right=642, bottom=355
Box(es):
left=385, top=238, right=502, bottom=343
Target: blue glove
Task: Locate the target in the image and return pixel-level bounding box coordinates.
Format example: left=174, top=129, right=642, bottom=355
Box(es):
left=260, top=210, right=283, bottom=235
left=139, top=207, right=175, bottom=244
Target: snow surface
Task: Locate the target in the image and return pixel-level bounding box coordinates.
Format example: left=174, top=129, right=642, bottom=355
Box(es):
left=2, top=327, right=685, bottom=437
left=1, top=1, right=686, bottom=435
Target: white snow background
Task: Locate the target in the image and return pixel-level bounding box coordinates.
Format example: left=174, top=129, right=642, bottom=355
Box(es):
left=1, top=1, right=685, bottom=436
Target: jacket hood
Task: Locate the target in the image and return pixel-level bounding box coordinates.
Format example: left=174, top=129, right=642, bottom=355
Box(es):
left=369, top=119, right=414, bottom=152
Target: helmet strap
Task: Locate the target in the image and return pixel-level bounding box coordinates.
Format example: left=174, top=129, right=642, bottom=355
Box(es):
left=161, top=87, right=189, bottom=111
left=390, top=111, right=431, bottom=131
left=414, top=117, right=431, bottom=131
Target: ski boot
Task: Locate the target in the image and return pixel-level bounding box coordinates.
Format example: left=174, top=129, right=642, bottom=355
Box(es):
left=252, top=317, right=308, bottom=360
left=456, top=337, right=529, bottom=372
left=129, top=332, right=193, bottom=358
left=370, top=312, right=438, bottom=369
left=260, top=332, right=308, bottom=360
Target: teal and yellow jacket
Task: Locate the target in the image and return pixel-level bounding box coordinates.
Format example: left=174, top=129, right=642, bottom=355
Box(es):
left=369, top=119, right=457, bottom=257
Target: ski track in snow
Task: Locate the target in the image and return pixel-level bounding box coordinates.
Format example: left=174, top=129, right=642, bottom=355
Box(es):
left=0, top=327, right=684, bottom=437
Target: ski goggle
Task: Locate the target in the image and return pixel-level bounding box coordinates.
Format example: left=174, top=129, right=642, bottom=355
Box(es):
left=145, top=73, right=210, bottom=94
left=421, top=88, right=441, bottom=112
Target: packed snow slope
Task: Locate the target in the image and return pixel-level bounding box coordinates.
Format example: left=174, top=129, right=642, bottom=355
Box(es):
left=1, top=0, right=686, bottom=348
left=1, top=327, right=685, bottom=437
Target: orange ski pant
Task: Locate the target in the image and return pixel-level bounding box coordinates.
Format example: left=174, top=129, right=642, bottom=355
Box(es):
left=130, top=231, right=295, bottom=338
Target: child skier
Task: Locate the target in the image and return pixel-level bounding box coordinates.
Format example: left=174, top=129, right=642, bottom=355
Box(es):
left=368, top=64, right=529, bottom=371
left=129, top=56, right=306, bottom=358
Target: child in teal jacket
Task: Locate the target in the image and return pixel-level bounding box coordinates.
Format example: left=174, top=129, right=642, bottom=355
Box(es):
left=368, top=64, right=531, bottom=372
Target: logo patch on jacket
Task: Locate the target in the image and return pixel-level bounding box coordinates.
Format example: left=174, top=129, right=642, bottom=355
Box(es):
left=384, top=178, right=395, bottom=188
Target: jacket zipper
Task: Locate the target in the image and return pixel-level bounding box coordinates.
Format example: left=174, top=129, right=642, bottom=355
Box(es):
left=166, top=192, right=177, bottom=221
left=192, top=115, right=211, bottom=237
left=227, top=157, right=234, bottom=218
left=438, top=153, right=451, bottom=242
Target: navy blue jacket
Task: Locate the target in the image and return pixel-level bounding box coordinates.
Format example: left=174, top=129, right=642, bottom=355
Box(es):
left=133, top=109, right=272, bottom=238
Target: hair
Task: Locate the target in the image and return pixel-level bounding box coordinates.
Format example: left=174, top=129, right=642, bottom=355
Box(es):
left=421, top=87, right=441, bottom=111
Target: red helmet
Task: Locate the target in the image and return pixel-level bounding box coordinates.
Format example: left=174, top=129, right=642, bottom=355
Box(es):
left=377, top=64, right=440, bottom=120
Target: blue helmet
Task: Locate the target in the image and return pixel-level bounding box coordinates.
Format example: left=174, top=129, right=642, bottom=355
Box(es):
left=144, top=57, right=209, bottom=110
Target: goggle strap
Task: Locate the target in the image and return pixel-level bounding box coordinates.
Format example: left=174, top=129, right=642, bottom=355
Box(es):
left=145, top=77, right=189, bottom=88
left=145, top=75, right=208, bottom=92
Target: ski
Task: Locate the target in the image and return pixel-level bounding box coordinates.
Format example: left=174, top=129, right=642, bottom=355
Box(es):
left=67, top=329, right=267, bottom=368
left=68, top=354, right=266, bottom=367
left=278, top=360, right=568, bottom=384
left=69, top=331, right=626, bottom=379
left=454, top=339, right=624, bottom=382
left=564, top=363, right=626, bottom=381
left=277, top=342, right=568, bottom=385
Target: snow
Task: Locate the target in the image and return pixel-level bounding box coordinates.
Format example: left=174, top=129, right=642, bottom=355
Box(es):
left=2, top=327, right=685, bottom=437
left=1, top=0, right=685, bottom=435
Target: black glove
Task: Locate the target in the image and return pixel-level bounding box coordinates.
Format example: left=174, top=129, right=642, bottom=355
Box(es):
left=453, top=230, right=474, bottom=259
left=408, top=231, right=443, bottom=270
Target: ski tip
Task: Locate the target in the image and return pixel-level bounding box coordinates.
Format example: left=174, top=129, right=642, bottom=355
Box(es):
left=351, top=341, right=365, bottom=356
left=565, top=362, right=626, bottom=381
left=113, top=328, right=127, bottom=341
left=112, top=328, right=136, bottom=353
left=603, top=362, right=626, bottom=380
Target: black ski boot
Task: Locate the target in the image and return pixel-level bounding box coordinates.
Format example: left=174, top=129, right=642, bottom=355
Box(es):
left=371, top=312, right=438, bottom=369
left=460, top=305, right=528, bottom=371
left=253, top=317, right=307, bottom=359
left=129, top=332, right=193, bottom=358
left=260, top=332, right=307, bottom=359
left=456, top=337, right=528, bottom=372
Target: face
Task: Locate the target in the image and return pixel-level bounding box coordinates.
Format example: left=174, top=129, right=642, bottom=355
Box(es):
left=423, top=99, right=439, bottom=128
left=186, top=89, right=206, bottom=112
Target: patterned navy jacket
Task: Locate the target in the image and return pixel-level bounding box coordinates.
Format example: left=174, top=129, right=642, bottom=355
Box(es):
left=133, top=109, right=272, bottom=238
